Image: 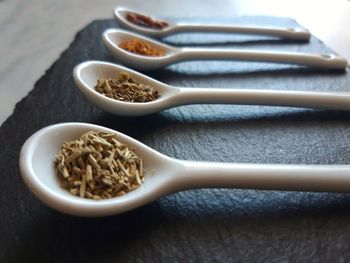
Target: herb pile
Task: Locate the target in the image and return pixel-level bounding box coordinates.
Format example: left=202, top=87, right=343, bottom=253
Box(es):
left=95, top=72, right=160, bottom=103
left=55, top=131, right=144, bottom=200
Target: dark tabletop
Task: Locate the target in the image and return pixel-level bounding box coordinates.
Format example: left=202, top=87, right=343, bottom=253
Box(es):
left=1, top=17, right=350, bottom=262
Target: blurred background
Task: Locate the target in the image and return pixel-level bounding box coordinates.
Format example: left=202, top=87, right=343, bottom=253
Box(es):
left=1, top=0, right=349, bottom=125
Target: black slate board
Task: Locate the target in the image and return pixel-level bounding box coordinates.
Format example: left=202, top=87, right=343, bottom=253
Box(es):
left=2, top=18, right=350, bottom=262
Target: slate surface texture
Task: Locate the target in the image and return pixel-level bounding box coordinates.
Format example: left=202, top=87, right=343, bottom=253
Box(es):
left=1, top=18, right=350, bottom=262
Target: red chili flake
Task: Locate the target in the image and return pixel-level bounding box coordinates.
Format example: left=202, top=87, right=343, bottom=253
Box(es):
left=126, top=12, right=169, bottom=29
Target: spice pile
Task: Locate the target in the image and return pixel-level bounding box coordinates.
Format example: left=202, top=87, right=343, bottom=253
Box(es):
left=95, top=72, right=160, bottom=103
left=119, top=39, right=165, bottom=57
left=55, top=131, right=144, bottom=200
left=126, top=12, right=168, bottom=29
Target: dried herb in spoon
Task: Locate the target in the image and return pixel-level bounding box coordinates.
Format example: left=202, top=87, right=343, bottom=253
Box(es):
left=95, top=72, right=160, bottom=103
left=55, top=131, right=144, bottom=200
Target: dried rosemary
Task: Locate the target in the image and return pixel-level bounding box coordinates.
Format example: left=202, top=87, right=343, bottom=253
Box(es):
left=55, top=131, right=144, bottom=200
left=95, top=72, right=160, bottom=102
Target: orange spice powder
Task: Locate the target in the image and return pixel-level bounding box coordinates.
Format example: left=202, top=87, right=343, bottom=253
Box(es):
left=118, top=39, right=165, bottom=57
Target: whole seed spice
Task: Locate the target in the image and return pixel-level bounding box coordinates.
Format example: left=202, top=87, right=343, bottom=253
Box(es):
left=126, top=12, right=168, bottom=29
left=55, top=131, right=144, bottom=200
left=119, top=38, right=165, bottom=57
left=95, top=72, right=160, bottom=102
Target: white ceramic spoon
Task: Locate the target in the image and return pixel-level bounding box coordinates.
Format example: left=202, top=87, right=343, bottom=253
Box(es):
left=102, top=29, right=348, bottom=70
left=114, top=7, right=311, bottom=41
left=20, top=122, right=350, bottom=217
left=73, top=61, right=350, bottom=117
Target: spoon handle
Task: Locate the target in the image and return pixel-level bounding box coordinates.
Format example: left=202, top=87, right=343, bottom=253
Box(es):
left=175, top=24, right=310, bottom=41
left=173, top=89, right=350, bottom=111
left=174, top=161, right=350, bottom=192
left=178, top=48, right=348, bottom=69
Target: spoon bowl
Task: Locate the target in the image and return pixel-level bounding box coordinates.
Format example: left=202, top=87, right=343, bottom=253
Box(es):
left=74, top=60, right=350, bottom=117
left=73, top=61, right=180, bottom=116
left=20, top=122, right=350, bottom=217
left=113, top=6, right=311, bottom=40
left=19, top=122, right=180, bottom=217
left=102, top=29, right=178, bottom=70
left=113, top=7, right=176, bottom=38
left=102, top=28, right=348, bottom=70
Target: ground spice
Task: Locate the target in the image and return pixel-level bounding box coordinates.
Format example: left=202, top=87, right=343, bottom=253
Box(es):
left=126, top=12, right=168, bottom=29
left=55, top=131, right=144, bottom=200
left=119, top=38, right=165, bottom=57
left=95, top=72, right=160, bottom=103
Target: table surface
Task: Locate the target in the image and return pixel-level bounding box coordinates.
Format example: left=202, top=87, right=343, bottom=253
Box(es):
left=1, top=1, right=350, bottom=261
left=0, top=0, right=349, bottom=126
left=2, top=13, right=350, bottom=262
